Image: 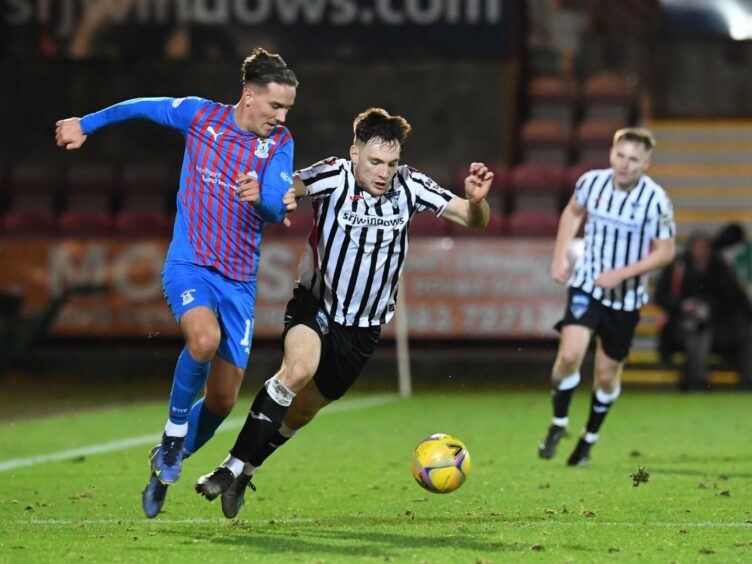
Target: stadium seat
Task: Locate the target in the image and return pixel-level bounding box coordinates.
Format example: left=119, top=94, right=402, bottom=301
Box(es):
left=564, top=161, right=609, bottom=193
left=115, top=162, right=174, bottom=237
left=519, top=120, right=573, bottom=165
left=575, top=119, right=625, bottom=163
left=2, top=162, right=59, bottom=236
left=59, top=162, right=116, bottom=236
left=58, top=210, right=114, bottom=237
left=114, top=210, right=172, bottom=238
left=409, top=211, right=451, bottom=237
left=582, top=73, right=637, bottom=122
left=506, top=208, right=560, bottom=238
left=526, top=74, right=579, bottom=122
left=510, top=163, right=566, bottom=212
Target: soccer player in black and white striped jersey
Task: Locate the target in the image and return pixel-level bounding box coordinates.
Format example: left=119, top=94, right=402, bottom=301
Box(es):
left=196, top=107, right=494, bottom=514
left=538, top=127, right=676, bottom=466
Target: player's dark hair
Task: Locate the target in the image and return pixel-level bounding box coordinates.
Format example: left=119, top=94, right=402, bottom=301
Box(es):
left=613, top=127, right=656, bottom=151
left=241, top=47, right=298, bottom=88
left=353, top=108, right=411, bottom=147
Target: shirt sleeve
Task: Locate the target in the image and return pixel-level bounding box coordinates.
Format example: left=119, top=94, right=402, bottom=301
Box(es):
left=80, top=97, right=207, bottom=135
left=649, top=188, right=676, bottom=240
left=255, top=136, right=294, bottom=224
left=574, top=170, right=598, bottom=208
left=295, top=157, right=343, bottom=201
left=408, top=168, right=454, bottom=216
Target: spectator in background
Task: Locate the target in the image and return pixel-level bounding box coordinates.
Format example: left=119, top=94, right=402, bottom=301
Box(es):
left=655, top=231, right=752, bottom=391
left=713, top=223, right=752, bottom=293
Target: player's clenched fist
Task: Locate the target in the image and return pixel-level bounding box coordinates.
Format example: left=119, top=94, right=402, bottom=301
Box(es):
left=55, top=118, right=87, bottom=150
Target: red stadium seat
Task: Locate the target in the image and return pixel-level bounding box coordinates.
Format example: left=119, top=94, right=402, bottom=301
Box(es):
left=115, top=162, right=177, bottom=238
left=582, top=73, right=637, bottom=122
left=520, top=120, right=573, bottom=165
left=3, top=163, right=59, bottom=236
left=114, top=210, right=172, bottom=238
left=409, top=211, right=451, bottom=237
left=2, top=210, right=58, bottom=236
left=564, top=161, right=610, bottom=193
left=510, top=163, right=565, bottom=212
left=506, top=208, right=560, bottom=238
left=58, top=210, right=114, bottom=237
left=527, top=74, right=579, bottom=122
left=575, top=119, right=626, bottom=163
left=59, top=163, right=116, bottom=236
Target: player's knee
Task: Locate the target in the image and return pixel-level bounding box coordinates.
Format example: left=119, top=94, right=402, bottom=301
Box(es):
left=556, top=349, right=583, bottom=372
left=186, top=330, right=220, bottom=362
left=204, top=391, right=237, bottom=417
left=594, top=370, right=619, bottom=392
left=280, top=360, right=315, bottom=392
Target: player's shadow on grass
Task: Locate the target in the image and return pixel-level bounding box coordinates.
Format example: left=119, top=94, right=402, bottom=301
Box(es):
left=158, top=514, right=600, bottom=557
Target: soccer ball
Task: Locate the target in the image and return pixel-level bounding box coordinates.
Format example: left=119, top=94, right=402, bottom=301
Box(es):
left=411, top=433, right=471, bottom=494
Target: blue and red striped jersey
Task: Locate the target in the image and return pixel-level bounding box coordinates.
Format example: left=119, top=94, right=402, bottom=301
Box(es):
left=81, top=96, right=294, bottom=281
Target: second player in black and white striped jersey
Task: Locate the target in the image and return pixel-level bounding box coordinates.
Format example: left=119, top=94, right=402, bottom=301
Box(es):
left=294, top=157, right=454, bottom=327
left=568, top=166, right=675, bottom=311
left=538, top=127, right=676, bottom=468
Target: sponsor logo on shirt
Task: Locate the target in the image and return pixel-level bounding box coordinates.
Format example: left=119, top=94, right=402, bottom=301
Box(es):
left=340, top=210, right=406, bottom=228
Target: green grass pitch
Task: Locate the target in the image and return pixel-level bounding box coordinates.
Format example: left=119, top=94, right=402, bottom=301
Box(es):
left=1, top=389, right=751, bottom=562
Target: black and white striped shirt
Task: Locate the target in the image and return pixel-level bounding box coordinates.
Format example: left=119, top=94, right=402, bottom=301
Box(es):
left=295, top=157, right=454, bottom=326
left=569, top=168, right=675, bottom=311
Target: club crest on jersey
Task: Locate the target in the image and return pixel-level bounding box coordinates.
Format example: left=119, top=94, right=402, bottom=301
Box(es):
left=181, top=289, right=196, bottom=306
left=384, top=189, right=400, bottom=212
left=315, top=309, right=330, bottom=335
left=569, top=293, right=590, bottom=319
left=254, top=138, right=275, bottom=159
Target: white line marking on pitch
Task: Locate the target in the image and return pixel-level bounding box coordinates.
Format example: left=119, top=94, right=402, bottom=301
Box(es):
left=16, top=518, right=752, bottom=528
left=0, top=394, right=399, bottom=473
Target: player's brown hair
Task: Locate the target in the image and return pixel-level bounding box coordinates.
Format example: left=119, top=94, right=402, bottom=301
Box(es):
left=241, top=47, right=298, bottom=88
left=353, top=108, right=412, bottom=147
left=613, top=127, right=656, bottom=151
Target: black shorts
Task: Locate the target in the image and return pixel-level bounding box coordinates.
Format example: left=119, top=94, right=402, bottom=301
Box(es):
left=281, top=286, right=381, bottom=400
left=556, top=287, right=641, bottom=362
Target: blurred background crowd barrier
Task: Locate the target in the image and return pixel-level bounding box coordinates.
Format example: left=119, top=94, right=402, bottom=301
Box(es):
left=1, top=0, right=751, bottom=384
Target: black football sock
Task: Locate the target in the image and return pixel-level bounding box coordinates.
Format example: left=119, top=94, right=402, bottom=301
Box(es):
left=254, top=423, right=298, bottom=468
left=551, top=372, right=581, bottom=425
left=230, top=376, right=294, bottom=466
left=583, top=386, right=621, bottom=442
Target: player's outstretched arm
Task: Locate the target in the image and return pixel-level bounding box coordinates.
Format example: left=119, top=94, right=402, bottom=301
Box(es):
left=441, top=162, right=494, bottom=228
left=55, top=118, right=88, bottom=150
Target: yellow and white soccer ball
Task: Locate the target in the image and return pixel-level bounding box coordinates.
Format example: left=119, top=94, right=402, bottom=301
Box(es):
left=411, top=433, right=472, bottom=494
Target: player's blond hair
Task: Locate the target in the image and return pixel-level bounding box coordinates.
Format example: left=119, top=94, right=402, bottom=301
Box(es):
left=613, top=127, right=656, bottom=151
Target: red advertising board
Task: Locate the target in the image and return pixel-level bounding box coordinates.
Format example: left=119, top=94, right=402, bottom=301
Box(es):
left=0, top=237, right=564, bottom=339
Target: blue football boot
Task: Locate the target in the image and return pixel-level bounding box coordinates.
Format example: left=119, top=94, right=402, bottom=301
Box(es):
left=141, top=445, right=169, bottom=518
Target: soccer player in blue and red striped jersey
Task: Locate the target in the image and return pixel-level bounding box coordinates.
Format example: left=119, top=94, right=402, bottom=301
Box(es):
left=55, top=47, right=298, bottom=518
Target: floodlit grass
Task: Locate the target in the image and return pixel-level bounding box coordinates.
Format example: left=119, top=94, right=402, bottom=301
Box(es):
left=1, top=390, right=752, bottom=562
